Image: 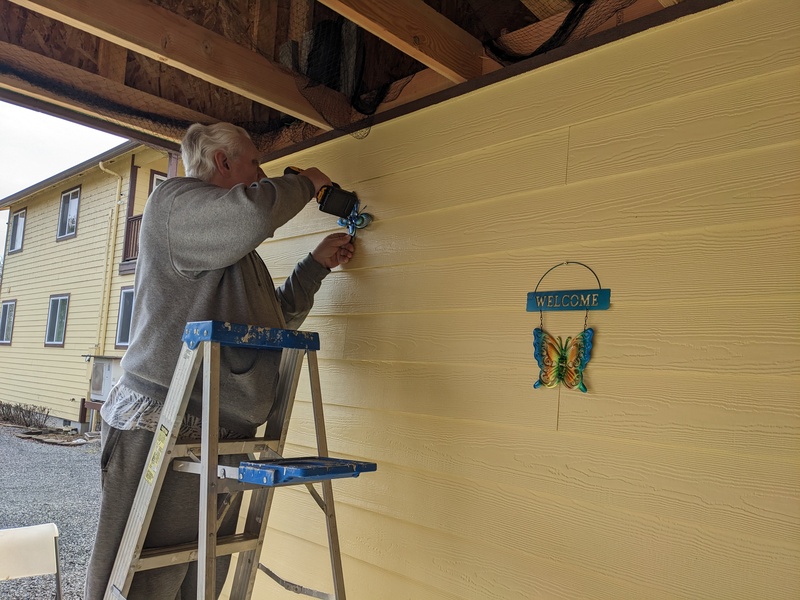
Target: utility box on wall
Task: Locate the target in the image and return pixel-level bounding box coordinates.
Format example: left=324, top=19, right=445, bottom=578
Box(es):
left=90, top=359, right=113, bottom=402
left=86, top=357, right=124, bottom=432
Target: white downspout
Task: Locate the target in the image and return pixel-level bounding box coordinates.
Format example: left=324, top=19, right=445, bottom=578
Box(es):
left=96, top=160, right=124, bottom=357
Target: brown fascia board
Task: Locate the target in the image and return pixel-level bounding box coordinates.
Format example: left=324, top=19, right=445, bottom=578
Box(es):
left=0, top=140, right=140, bottom=208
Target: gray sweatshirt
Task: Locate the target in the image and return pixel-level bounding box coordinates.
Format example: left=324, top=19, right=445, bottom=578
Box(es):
left=119, top=173, right=330, bottom=435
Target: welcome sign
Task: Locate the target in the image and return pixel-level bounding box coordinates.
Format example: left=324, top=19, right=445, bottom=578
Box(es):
left=527, top=288, right=611, bottom=312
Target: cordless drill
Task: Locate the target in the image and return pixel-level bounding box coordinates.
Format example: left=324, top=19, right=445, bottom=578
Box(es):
left=284, top=167, right=359, bottom=219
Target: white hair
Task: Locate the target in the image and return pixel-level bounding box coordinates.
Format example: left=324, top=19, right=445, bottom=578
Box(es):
left=181, top=123, right=251, bottom=181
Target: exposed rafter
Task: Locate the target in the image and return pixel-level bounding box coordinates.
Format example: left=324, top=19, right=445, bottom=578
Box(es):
left=96, top=40, right=127, bottom=84
left=0, top=40, right=212, bottom=145
left=7, top=0, right=335, bottom=130
left=317, top=0, right=499, bottom=83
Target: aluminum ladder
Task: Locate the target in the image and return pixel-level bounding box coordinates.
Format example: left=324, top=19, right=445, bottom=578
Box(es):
left=105, top=320, right=376, bottom=600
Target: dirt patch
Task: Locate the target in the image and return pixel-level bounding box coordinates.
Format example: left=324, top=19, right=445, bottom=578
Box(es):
left=2, top=423, right=100, bottom=446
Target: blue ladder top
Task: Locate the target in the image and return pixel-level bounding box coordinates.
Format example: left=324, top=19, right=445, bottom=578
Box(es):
left=238, top=457, right=378, bottom=487
left=182, top=321, right=320, bottom=351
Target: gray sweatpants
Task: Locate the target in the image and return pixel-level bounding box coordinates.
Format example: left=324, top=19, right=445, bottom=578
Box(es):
left=84, top=423, right=242, bottom=600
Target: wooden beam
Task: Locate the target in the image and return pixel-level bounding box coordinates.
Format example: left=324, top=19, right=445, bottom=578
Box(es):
left=0, top=39, right=213, bottom=144
left=8, top=0, right=334, bottom=130
left=317, top=0, right=497, bottom=83
left=96, top=39, right=127, bottom=84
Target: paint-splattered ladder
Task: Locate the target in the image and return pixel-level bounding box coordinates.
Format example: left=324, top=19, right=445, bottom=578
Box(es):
left=105, top=320, right=376, bottom=600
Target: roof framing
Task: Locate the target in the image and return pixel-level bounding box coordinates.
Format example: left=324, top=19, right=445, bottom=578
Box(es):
left=8, top=0, right=334, bottom=129
left=0, top=0, right=728, bottom=158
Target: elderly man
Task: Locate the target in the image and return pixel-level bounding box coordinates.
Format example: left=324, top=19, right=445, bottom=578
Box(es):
left=85, top=122, right=354, bottom=599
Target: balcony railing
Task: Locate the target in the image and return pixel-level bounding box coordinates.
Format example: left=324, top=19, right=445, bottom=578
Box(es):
left=123, top=215, right=142, bottom=261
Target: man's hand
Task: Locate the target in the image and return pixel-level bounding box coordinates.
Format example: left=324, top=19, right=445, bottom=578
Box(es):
left=311, top=233, right=355, bottom=269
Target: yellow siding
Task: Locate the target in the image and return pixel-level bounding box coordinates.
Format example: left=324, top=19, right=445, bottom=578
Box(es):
left=102, top=148, right=183, bottom=356
left=0, top=151, right=134, bottom=420
left=250, top=0, right=800, bottom=598
left=0, top=144, right=186, bottom=420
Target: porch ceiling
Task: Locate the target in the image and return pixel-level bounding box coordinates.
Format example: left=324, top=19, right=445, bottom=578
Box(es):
left=1, top=0, right=717, bottom=159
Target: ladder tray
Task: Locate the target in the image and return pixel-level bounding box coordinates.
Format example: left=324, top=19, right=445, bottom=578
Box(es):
left=238, top=456, right=377, bottom=487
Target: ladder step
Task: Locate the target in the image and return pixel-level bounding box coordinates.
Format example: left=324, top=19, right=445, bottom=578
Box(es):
left=136, top=533, right=260, bottom=572
left=238, top=456, right=377, bottom=487
left=173, top=437, right=280, bottom=459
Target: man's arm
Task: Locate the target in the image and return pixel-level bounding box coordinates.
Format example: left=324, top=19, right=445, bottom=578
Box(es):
left=166, top=175, right=315, bottom=273
left=277, top=233, right=355, bottom=329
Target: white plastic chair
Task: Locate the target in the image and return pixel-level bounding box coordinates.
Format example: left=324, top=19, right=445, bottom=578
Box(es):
left=0, top=523, right=62, bottom=599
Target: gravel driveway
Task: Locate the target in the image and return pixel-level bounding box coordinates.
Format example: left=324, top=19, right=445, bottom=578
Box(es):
left=0, top=424, right=102, bottom=600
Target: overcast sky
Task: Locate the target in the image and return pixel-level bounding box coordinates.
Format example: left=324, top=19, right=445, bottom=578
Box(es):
left=0, top=100, right=127, bottom=255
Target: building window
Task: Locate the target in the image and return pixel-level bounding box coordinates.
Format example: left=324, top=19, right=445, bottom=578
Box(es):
left=57, top=187, right=80, bottom=240
left=9, top=208, right=26, bottom=253
left=149, top=170, right=168, bottom=194
left=0, top=300, right=16, bottom=344
left=45, top=294, right=70, bottom=346
left=116, top=287, right=135, bottom=347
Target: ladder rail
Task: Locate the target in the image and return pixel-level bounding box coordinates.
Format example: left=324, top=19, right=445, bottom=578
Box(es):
left=199, top=340, right=221, bottom=598
left=307, top=350, right=346, bottom=600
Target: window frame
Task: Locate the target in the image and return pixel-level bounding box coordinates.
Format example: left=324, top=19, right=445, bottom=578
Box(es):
left=149, top=170, right=168, bottom=194
left=0, top=300, right=16, bottom=345
left=56, top=186, right=81, bottom=241
left=115, top=286, right=135, bottom=348
left=44, top=293, right=70, bottom=347
left=8, top=207, right=26, bottom=254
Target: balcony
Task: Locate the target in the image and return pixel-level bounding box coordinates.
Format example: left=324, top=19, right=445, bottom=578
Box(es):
left=120, top=215, right=142, bottom=275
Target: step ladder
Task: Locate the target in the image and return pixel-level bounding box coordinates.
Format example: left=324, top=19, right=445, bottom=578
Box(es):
left=105, top=320, right=376, bottom=600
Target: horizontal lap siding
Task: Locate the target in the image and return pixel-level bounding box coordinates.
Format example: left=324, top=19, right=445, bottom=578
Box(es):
left=78, top=149, right=164, bottom=358
left=0, top=162, right=129, bottom=420
left=252, top=0, right=799, bottom=597
left=102, top=150, right=177, bottom=354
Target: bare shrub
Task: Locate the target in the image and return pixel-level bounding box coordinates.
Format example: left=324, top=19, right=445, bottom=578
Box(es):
left=0, top=401, right=13, bottom=423
left=0, top=401, right=51, bottom=429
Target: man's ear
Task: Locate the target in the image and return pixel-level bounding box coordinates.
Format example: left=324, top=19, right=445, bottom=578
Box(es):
left=213, top=150, right=229, bottom=174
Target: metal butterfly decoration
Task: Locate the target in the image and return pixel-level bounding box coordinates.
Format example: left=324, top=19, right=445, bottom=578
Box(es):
left=529, top=261, right=607, bottom=396
left=337, top=204, right=372, bottom=237
left=533, top=327, right=594, bottom=393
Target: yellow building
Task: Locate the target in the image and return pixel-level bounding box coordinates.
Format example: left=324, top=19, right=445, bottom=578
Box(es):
left=0, top=142, right=183, bottom=430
